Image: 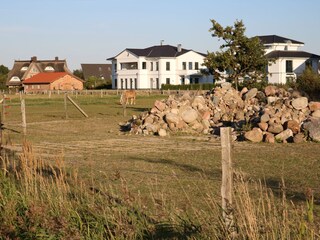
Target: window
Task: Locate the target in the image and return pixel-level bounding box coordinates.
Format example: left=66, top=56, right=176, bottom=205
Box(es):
left=121, top=79, right=124, bottom=89
left=125, top=79, right=128, bottom=89
left=142, top=62, right=146, bottom=69
left=195, top=62, right=199, bottom=70
left=286, top=60, right=293, bottom=73
left=166, top=62, right=170, bottom=71
left=188, top=62, right=192, bottom=70
left=166, top=78, right=170, bottom=84
left=134, top=78, right=137, bottom=89
left=115, top=79, right=117, bottom=89
left=156, top=78, right=159, bottom=89
left=151, top=62, right=154, bottom=71
left=114, top=64, right=117, bottom=72
left=45, top=66, right=54, bottom=71
left=130, top=78, right=133, bottom=89
left=181, top=77, right=185, bottom=85
left=182, top=62, right=186, bottom=70
left=156, top=62, right=159, bottom=71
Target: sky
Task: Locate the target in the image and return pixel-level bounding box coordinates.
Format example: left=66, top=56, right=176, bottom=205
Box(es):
left=1, top=0, right=320, bottom=71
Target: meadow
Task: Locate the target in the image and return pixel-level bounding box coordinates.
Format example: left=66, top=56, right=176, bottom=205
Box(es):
left=0, top=92, right=319, bottom=239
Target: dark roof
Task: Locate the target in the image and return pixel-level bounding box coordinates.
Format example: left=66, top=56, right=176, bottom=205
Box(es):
left=257, top=35, right=304, bottom=45
left=108, top=45, right=206, bottom=60
left=81, top=64, right=112, bottom=81
left=6, top=56, right=73, bottom=86
left=265, top=50, right=320, bottom=59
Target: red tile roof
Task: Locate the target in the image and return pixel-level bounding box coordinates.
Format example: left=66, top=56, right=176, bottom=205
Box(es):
left=23, top=72, right=68, bottom=84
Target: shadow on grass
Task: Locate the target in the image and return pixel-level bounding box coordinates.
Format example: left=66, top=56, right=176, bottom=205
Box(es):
left=263, top=178, right=320, bottom=204
left=143, top=221, right=201, bottom=240
left=130, top=156, right=221, bottom=179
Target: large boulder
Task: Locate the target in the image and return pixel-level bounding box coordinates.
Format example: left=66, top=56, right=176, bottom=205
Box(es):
left=275, top=129, right=293, bottom=142
left=244, top=128, right=263, bottom=142
left=285, top=120, right=300, bottom=134
left=154, top=100, right=166, bottom=112
left=292, top=97, right=308, bottom=110
left=165, top=113, right=180, bottom=125
left=243, top=88, right=258, bottom=101
left=180, top=108, right=199, bottom=123
left=264, top=85, right=277, bottom=96
left=309, top=101, right=320, bottom=111
left=268, top=123, right=284, bottom=134
left=302, top=118, right=320, bottom=142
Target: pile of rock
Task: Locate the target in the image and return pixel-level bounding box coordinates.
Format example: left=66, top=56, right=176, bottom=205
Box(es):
left=120, top=83, right=320, bottom=143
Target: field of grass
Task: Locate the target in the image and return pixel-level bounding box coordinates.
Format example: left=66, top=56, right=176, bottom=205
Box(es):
left=0, top=92, right=319, bottom=238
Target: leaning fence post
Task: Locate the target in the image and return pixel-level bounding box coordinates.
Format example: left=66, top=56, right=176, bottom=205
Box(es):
left=220, top=127, right=234, bottom=231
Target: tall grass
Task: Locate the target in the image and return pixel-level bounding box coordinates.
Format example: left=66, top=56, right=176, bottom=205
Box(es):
left=0, top=142, right=318, bottom=239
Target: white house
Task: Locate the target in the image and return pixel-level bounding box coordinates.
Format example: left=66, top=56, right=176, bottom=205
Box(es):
left=258, top=35, right=320, bottom=84
left=107, top=44, right=213, bottom=89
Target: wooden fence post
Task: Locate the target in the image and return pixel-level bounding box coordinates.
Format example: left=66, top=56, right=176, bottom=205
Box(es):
left=67, top=95, right=88, bottom=118
left=64, top=93, right=68, bottom=119
left=21, top=99, right=27, bottom=136
left=220, top=127, right=234, bottom=230
left=2, top=94, right=5, bottom=122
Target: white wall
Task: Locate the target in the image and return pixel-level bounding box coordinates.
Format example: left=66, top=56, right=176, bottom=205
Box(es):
left=111, top=49, right=213, bottom=89
left=268, top=57, right=318, bottom=84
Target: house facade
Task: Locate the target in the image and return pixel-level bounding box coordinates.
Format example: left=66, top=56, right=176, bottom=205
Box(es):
left=6, top=56, right=74, bottom=90
left=258, top=35, right=320, bottom=84
left=23, top=72, right=83, bottom=93
left=107, top=44, right=213, bottom=89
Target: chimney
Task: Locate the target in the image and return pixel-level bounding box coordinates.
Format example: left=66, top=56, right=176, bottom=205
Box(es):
left=177, top=44, right=182, bottom=52
left=55, top=56, right=59, bottom=61
left=31, top=56, right=37, bottom=62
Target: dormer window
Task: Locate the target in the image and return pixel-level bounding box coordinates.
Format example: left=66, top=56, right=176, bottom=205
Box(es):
left=21, top=66, right=28, bottom=71
left=9, top=76, right=21, bottom=82
left=45, top=66, right=55, bottom=71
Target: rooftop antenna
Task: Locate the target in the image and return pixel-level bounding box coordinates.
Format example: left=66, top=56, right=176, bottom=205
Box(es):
left=160, top=40, right=164, bottom=46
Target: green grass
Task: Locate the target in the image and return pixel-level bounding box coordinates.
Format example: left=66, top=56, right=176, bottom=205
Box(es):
left=0, top=92, right=320, bottom=238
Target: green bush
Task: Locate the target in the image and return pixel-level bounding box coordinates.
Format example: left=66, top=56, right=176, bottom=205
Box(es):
left=161, top=83, right=215, bottom=90
left=296, top=67, right=320, bottom=100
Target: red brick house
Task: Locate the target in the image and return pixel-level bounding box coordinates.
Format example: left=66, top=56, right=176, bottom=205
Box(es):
left=23, top=72, right=83, bottom=93
left=6, top=56, right=76, bottom=90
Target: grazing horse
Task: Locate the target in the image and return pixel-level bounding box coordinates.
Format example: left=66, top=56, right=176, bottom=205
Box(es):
left=120, top=90, right=136, bottom=105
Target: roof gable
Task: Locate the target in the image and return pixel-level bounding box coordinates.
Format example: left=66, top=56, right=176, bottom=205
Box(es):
left=7, top=57, right=73, bottom=86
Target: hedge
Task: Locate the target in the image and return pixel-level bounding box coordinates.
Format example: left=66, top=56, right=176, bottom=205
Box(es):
left=161, top=83, right=215, bottom=90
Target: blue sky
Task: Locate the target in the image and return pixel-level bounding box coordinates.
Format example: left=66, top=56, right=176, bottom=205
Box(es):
left=1, top=0, right=320, bottom=70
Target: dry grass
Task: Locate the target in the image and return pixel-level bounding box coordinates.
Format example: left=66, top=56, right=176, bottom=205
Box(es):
left=0, top=92, right=319, bottom=238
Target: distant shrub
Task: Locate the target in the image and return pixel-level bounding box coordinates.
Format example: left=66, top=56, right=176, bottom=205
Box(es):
left=296, top=67, right=320, bottom=100
left=161, top=83, right=215, bottom=90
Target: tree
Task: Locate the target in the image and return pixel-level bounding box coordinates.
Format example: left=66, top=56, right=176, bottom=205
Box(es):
left=73, top=69, right=84, bottom=80
left=0, top=65, right=9, bottom=90
left=203, top=19, right=269, bottom=90
left=84, top=76, right=112, bottom=89
left=296, top=67, right=320, bottom=100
